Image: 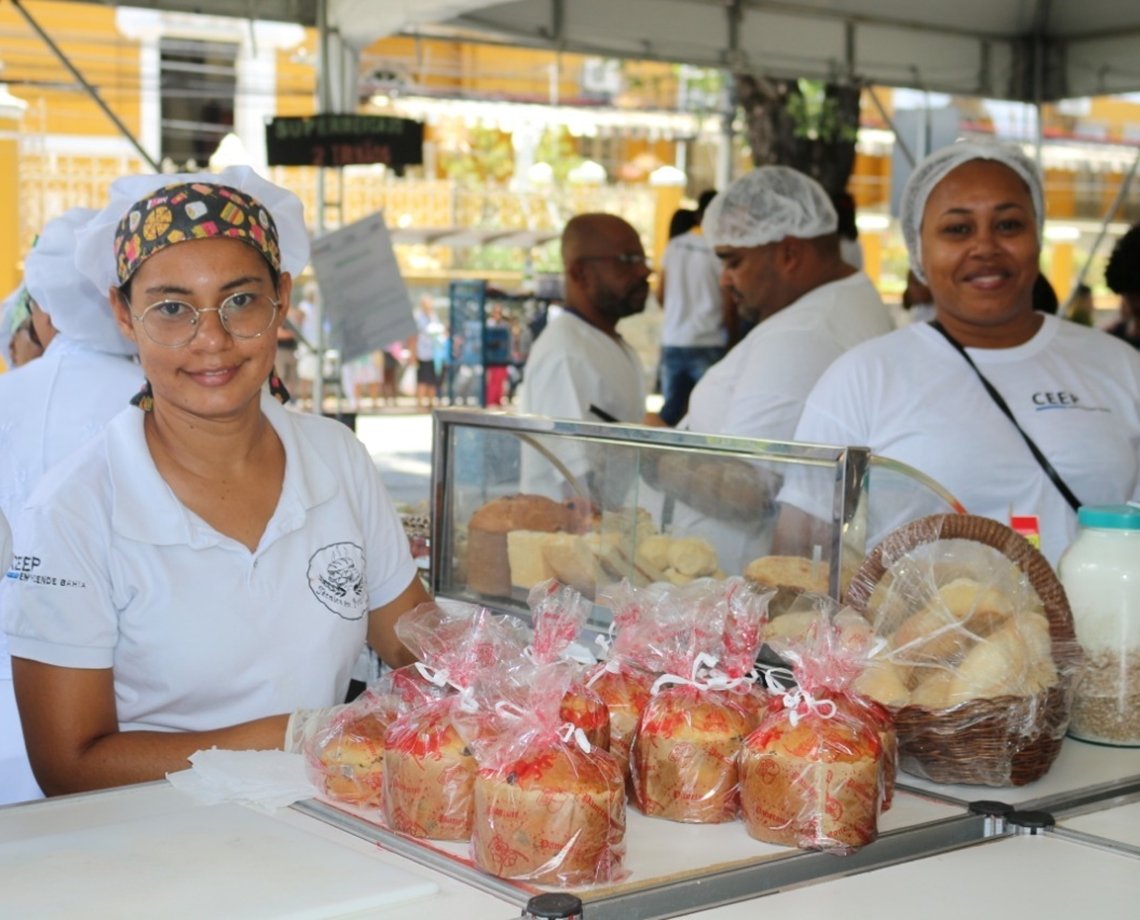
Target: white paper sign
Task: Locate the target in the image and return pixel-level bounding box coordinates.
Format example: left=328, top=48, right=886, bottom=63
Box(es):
left=308, top=211, right=417, bottom=363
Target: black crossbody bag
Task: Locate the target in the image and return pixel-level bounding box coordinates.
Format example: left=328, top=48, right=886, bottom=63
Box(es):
left=929, top=320, right=1082, bottom=512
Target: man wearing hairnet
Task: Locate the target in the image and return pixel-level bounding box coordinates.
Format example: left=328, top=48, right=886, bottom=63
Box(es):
left=0, top=207, right=144, bottom=805
left=653, top=167, right=892, bottom=571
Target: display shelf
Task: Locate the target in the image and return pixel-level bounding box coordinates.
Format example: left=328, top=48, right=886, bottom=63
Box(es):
left=429, top=409, right=962, bottom=633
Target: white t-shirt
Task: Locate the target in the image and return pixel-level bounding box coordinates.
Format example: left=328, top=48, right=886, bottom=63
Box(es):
left=2, top=392, right=417, bottom=733
left=0, top=336, right=143, bottom=525
left=672, top=272, right=892, bottom=572
left=785, top=316, right=1140, bottom=564
left=518, top=310, right=646, bottom=501
left=660, top=231, right=725, bottom=348
left=682, top=272, right=893, bottom=441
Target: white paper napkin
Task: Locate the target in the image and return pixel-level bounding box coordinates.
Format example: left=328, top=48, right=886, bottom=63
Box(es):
left=166, top=748, right=317, bottom=811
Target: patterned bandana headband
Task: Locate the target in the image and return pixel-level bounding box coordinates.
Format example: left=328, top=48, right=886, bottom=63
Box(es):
left=113, top=181, right=282, bottom=285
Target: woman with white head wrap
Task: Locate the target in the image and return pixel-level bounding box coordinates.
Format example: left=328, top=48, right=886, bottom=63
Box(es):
left=782, top=139, right=1140, bottom=565
left=0, top=204, right=146, bottom=805
left=2, top=166, right=429, bottom=795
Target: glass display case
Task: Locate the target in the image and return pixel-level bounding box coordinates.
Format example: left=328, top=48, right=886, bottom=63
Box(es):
left=429, top=409, right=963, bottom=630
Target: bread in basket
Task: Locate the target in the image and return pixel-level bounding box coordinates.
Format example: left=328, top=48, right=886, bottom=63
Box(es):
left=844, top=513, right=1083, bottom=787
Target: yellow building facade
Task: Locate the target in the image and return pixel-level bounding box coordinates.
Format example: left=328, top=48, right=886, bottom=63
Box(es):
left=2, top=0, right=1140, bottom=311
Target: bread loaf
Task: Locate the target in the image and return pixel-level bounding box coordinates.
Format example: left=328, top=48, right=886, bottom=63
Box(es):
left=383, top=700, right=476, bottom=840
left=472, top=743, right=626, bottom=885
left=313, top=710, right=392, bottom=808
left=467, top=495, right=568, bottom=596
left=631, top=685, right=750, bottom=823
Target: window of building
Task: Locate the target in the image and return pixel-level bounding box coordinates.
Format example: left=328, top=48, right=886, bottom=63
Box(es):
left=159, top=37, right=238, bottom=168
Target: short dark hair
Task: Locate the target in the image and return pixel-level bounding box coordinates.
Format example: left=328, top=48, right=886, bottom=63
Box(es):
left=696, top=189, right=717, bottom=215
left=1106, top=223, right=1140, bottom=295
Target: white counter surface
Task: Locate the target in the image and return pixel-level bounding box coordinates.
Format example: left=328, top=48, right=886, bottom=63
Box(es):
left=1, top=734, right=1137, bottom=920
left=705, top=833, right=1139, bottom=919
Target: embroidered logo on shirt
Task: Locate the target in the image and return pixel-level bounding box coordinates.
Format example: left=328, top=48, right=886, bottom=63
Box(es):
left=307, top=542, right=367, bottom=620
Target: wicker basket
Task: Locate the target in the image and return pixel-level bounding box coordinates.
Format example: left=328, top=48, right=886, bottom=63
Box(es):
left=845, top=514, right=1081, bottom=787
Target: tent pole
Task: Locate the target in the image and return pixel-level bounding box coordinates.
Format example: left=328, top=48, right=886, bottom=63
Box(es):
left=312, top=0, right=331, bottom=414
left=1068, top=145, right=1140, bottom=301
left=866, top=85, right=915, bottom=167
left=11, top=0, right=159, bottom=172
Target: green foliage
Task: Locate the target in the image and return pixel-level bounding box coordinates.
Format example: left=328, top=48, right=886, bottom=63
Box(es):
left=786, top=79, right=859, bottom=143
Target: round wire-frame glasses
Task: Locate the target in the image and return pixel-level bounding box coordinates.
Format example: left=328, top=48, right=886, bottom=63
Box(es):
left=130, top=291, right=280, bottom=348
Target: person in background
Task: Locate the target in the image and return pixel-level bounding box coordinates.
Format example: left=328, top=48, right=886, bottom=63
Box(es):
left=1104, top=222, right=1140, bottom=349
left=783, top=140, right=1140, bottom=566
left=900, top=269, right=936, bottom=325
left=654, top=191, right=736, bottom=426
left=1064, top=282, right=1095, bottom=327
left=1032, top=273, right=1059, bottom=315
left=412, top=296, right=444, bottom=409
left=1, top=288, right=45, bottom=369
left=681, top=167, right=893, bottom=444
left=654, top=168, right=892, bottom=572
left=833, top=190, right=865, bottom=271
left=0, top=208, right=146, bottom=805
left=2, top=167, right=429, bottom=795
left=519, top=213, right=650, bottom=504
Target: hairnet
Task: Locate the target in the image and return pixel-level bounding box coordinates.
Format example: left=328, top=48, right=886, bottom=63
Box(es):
left=76, top=165, right=310, bottom=295
left=24, top=208, right=138, bottom=356
left=701, top=166, right=838, bottom=249
left=901, top=139, right=1045, bottom=283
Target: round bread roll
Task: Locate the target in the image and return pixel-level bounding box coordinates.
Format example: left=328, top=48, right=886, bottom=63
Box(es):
left=946, top=620, right=1032, bottom=704
left=908, top=669, right=955, bottom=710
left=852, top=659, right=911, bottom=709
left=667, top=536, right=719, bottom=578
left=890, top=605, right=973, bottom=665
left=745, top=555, right=829, bottom=619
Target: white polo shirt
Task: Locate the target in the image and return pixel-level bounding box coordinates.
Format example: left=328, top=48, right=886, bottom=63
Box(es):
left=2, top=392, right=417, bottom=733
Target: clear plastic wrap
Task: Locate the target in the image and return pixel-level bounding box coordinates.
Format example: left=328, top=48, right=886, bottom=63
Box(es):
left=740, top=612, right=885, bottom=853
left=844, top=513, right=1083, bottom=786
left=382, top=602, right=529, bottom=839
left=528, top=580, right=611, bottom=750
left=458, top=662, right=627, bottom=887
left=302, top=672, right=442, bottom=811
left=628, top=577, right=771, bottom=824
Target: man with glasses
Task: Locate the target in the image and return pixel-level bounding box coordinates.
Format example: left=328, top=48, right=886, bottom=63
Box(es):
left=519, top=213, right=651, bottom=504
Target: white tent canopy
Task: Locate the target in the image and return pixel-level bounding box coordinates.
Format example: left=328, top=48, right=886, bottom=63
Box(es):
left=107, top=0, right=1140, bottom=102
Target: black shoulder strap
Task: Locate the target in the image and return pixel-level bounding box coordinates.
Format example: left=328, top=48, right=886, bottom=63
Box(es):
left=928, top=320, right=1082, bottom=512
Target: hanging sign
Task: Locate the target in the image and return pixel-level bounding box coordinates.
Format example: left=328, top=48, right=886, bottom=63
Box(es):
left=265, top=114, right=424, bottom=170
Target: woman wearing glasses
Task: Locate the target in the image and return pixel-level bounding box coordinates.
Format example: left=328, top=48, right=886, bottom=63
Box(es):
left=2, top=167, right=428, bottom=794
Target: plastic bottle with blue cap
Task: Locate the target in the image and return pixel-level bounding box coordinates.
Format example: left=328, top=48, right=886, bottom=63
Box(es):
left=1057, top=503, right=1140, bottom=746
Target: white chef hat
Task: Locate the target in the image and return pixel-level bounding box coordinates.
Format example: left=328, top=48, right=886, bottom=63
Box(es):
left=75, top=164, right=311, bottom=295
left=24, top=208, right=138, bottom=356
left=701, top=166, right=838, bottom=249
left=901, top=139, right=1045, bottom=283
